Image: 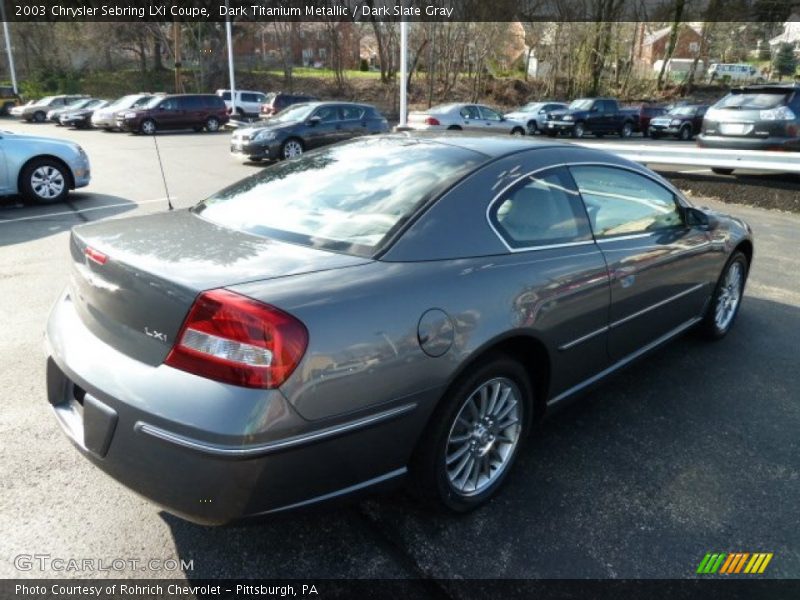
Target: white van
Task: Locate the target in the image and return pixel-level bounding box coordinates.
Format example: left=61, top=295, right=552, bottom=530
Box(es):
left=707, top=64, right=765, bottom=82
left=215, top=90, right=267, bottom=117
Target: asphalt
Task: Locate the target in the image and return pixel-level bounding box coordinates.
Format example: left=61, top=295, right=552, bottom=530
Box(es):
left=0, top=122, right=798, bottom=581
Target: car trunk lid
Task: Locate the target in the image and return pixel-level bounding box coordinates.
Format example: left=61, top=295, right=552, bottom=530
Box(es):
left=68, top=209, right=370, bottom=366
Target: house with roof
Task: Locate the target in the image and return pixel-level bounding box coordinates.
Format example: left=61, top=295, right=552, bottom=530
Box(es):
left=634, top=24, right=704, bottom=69
left=769, top=15, right=800, bottom=53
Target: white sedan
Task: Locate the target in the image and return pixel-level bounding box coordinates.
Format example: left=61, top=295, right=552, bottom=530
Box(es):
left=407, top=103, right=527, bottom=135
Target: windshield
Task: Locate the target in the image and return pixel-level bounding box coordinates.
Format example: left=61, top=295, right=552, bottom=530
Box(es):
left=144, top=95, right=166, bottom=109
left=568, top=99, right=594, bottom=110
left=429, top=103, right=459, bottom=113
left=35, top=96, right=55, bottom=105
left=669, top=106, right=697, bottom=116
left=193, top=138, right=485, bottom=256
left=271, top=103, right=315, bottom=123
left=107, top=95, right=137, bottom=109
left=67, top=99, right=92, bottom=109
left=520, top=103, right=543, bottom=111
left=714, top=92, right=788, bottom=110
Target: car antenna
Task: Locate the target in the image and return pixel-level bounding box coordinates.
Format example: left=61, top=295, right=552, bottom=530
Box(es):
left=152, top=135, right=174, bottom=211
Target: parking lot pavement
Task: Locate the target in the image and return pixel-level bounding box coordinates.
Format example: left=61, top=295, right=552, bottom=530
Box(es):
left=1, top=121, right=798, bottom=580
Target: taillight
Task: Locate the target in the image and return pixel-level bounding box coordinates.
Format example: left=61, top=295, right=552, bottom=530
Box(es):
left=84, top=247, right=107, bottom=265
left=424, top=116, right=440, bottom=126
left=165, top=289, right=308, bottom=389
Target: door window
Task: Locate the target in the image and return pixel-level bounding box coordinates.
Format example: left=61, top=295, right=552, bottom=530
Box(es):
left=489, top=167, right=593, bottom=249
left=158, top=99, right=178, bottom=111
left=459, top=105, right=480, bottom=120
left=570, top=166, right=684, bottom=238
left=313, top=106, right=339, bottom=123
left=478, top=106, right=503, bottom=121
left=341, top=106, right=365, bottom=120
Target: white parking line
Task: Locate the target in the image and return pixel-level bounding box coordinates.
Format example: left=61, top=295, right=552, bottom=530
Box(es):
left=0, top=197, right=176, bottom=225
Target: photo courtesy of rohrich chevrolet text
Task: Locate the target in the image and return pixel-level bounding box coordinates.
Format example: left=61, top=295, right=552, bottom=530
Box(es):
left=0, top=1, right=798, bottom=599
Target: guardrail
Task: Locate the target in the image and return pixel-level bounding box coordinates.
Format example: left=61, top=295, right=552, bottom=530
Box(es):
left=575, top=142, right=800, bottom=174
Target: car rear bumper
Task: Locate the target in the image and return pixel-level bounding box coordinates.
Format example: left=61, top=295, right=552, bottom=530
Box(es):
left=45, top=290, right=426, bottom=524
left=697, top=134, right=800, bottom=151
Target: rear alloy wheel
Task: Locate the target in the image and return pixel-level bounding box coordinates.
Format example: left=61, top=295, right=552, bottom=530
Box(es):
left=511, top=127, right=525, bottom=136
left=21, top=159, right=69, bottom=204
left=711, top=168, right=734, bottom=175
left=206, top=117, right=220, bottom=132
left=571, top=122, right=585, bottom=138
left=140, top=119, right=156, bottom=135
left=281, top=138, right=304, bottom=159
left=619, top=122, right=633, bottom=138
left=33, top=111, right=46, bottom=123
left=679, top=125, right=692, bottom=141
left=411, top=355, right=533, bottom=512
left=699, top=251, right=748, bottom=339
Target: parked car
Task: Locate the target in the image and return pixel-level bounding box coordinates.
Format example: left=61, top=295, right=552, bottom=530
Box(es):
left=91, top=94, right=156, bottom=131
left=698, top=84, right=800, bottom=170
left=503, top=101, right=568, bottom=135
left=59, top=100, right=111, bottom=129
left=16, top=95, right=88, bottom=123
left=621, top=103, right=668, bottom=136
left=47, top=98, right=104, bottom=125
left=260, top=92, right=319, bottom=117
left=407, top=103, right=527, bottom=135
left=116, top=94, right=229, bottom=135
left=545, top=98, right=637, bottom=138
left=10, top=100, right=35, bottom=118
left=216, top=89, right=267, bottom=117
left=708, top=63, right=765, bottom=83
left=44, top=134, right=752, bottom=524
left=230, top=101, right=389, bottom=161
left=0, top=128, right=90, bottom=203
left=0, top=85, right=21, bottom=116
left=648, top=104, right=709, bottom=140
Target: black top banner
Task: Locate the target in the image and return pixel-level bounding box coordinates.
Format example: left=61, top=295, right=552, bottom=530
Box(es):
left=1, top=0, right=796, bottom=22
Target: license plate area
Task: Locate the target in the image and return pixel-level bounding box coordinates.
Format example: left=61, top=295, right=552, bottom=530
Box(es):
left=720, top=122, right=752, bottom=136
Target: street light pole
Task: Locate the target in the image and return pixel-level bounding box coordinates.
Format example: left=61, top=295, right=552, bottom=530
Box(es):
left=399, top=20, right=408, bottom=127
left=225, top=0, right=236, bottom=116
left=0, top=2, right=19, bottom=94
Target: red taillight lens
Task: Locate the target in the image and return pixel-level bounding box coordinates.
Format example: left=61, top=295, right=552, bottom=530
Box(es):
left=84, top=247, right=108, bottom=265
left=424, top=116, right=440, bottom=126
left=165, top=289, right=308, bottom=389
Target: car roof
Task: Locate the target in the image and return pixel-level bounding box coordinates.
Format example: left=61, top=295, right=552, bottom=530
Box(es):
left=394, top=132, right=568, bottom=158
left=734, top=84, right=800, bottom=93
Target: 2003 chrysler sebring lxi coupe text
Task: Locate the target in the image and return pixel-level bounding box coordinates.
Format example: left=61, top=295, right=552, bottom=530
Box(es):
left=44, top=135, right=753, bottom=524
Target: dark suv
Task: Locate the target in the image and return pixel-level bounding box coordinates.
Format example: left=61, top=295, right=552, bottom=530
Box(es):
left=648, top=104, right=709, bottom=140
left=260, top=92, right=319, bottom=117
left=698, top=84, right=800, bottom=151
left=117, top=94, right=229, bottom=134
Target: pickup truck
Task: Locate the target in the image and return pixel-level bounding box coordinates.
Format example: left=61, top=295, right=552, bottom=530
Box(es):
left=545, top=98, right=637, bottom=138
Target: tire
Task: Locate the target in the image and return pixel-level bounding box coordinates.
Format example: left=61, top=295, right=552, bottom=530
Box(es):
left=140, top=119, right=156, bottom=135
left=410, top=354, right=534, bottom=512
left=650, top=132, right=661, bottom=140
left=711, top=168, right=734, bottom=175
left=642, top=126, right=650, bottom=138
left=205, top=116, right=220, bottom=132
left=280, top=138, right=304, bottom=159
left=447, top=125, right=462, bottom=131
left=0, top=102, right=13, bottom=116
left=698, top=251, right=748, bottom=340
left=545, top=131, right=558, bottom=138
left=526, top=120, right=538, bottom=135
left=619, top=121, right=633, bottom=138
left=510, top=127, right=525, bottom=136
left=593, top=132, right=605, bottom=138
left=679, top=125, right=692, bottom=141
left=193, top=125, right=203, bottom=132
left=33, top=111, right=46, bottom=123
left=571, top=122, right=585, bottom=138
left=20, top=158, right=70, bottom=205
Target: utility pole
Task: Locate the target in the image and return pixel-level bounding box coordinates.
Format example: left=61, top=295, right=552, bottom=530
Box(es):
left=173, top=22, right=183, bottom=93
left=399, top=20, right=408, bottom=127
left=225, top=5, right=236, bottom=115
left=0, top=2, right=18, bottom=94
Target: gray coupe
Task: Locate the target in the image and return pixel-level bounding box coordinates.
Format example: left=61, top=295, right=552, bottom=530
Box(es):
left=45, top=135, right=753, bottom=524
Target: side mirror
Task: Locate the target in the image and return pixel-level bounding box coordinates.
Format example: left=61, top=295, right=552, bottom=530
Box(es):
left=685, top=206, right=718, bottom=230
left=307, top=116, right=321, bottom=126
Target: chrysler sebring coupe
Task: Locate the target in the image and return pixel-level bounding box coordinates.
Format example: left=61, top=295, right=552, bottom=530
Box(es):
left=45, top=135, right=753, bottom=524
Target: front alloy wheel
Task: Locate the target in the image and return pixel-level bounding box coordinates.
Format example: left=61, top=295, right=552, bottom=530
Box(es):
left=21, top=159, right=69, bottom=204
left=619, top=122, right=633, bottom=138
left=140, top=119, right=156, bottom=135
left=699, top=251, right=748, bottom=339
left=571, top=122, right=585, bottom=138
left=281, top=139, right=304, bottom=159
left=410, top=355, right=533, bottom=512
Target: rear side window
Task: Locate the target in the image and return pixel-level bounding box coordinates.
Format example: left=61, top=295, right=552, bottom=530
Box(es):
left=490, top=167, right=592, bottom=249
left=570, top=166, right=683, bottom=238
left=181, top=96, right=203, bottom=110
left=341, top=106, right=365, bottom=120
left=241, top=93, right=260, bottom=103
left=219, top=91, right=231, bottom=101
left=203, top=96, right=225, bottom=109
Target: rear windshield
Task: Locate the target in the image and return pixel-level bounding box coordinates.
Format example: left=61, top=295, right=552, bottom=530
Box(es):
left=193, top=138, right=486, bottom=256
left=669, top=106, right=697, bottom=116
left=714, top=92, right=789, bottom=110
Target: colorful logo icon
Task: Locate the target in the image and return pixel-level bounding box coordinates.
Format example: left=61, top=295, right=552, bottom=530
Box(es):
left=697, top=552, right=773, bottom=574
